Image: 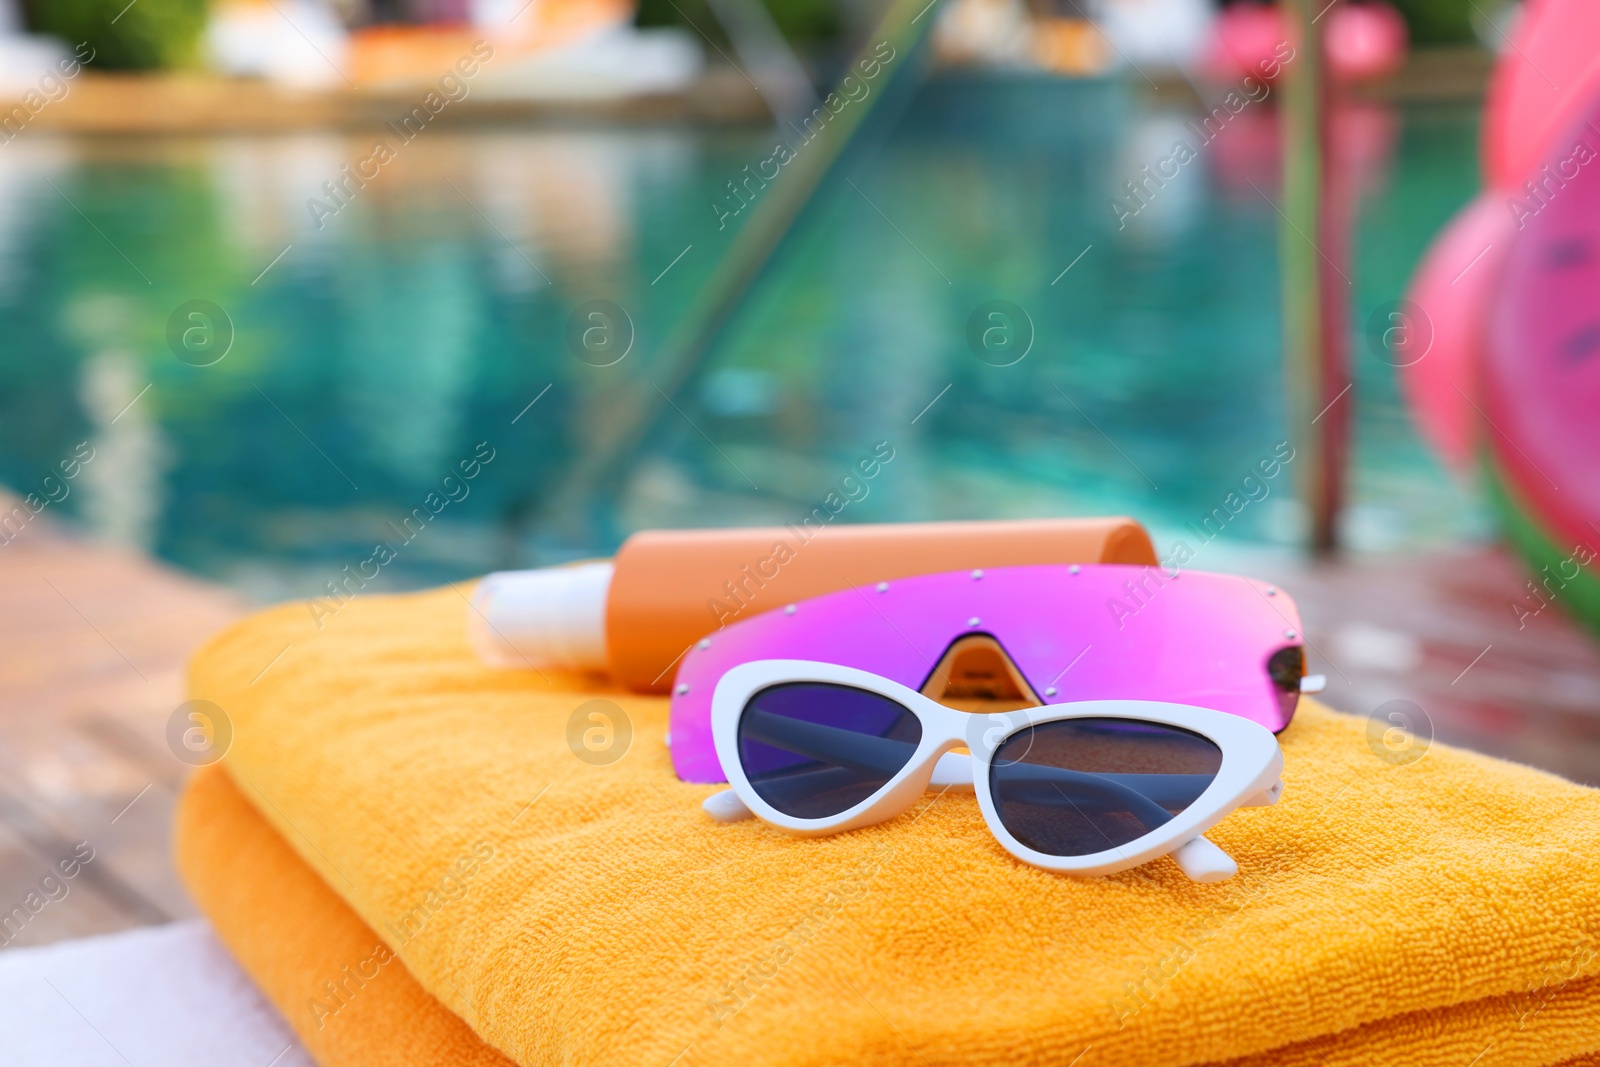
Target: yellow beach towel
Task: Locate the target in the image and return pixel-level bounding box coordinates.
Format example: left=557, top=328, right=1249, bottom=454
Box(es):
left=176, top=764, right=513, bottom=1067
left=184, top=586, right=1600, bottom=1067
left=177, top=763, right=1600, bottom=1067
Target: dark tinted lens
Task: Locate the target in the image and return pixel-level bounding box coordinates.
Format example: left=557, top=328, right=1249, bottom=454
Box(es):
left=1267, top=646, right=1304, bottom=729
left=990, top=718, right=1221, bottom=857
left=737, top=683, right=922, bottom=820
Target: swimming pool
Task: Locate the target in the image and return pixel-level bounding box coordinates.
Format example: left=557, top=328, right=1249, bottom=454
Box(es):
left=0, top=75, right=1486, bottom=602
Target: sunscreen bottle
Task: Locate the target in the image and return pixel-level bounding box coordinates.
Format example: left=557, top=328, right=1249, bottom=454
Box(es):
left=470, top=517, right=1157, bottom=692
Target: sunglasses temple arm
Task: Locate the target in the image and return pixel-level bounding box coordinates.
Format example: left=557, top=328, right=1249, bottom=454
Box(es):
left=709, top=787, right=1240, bottom=882
left=703, top=750, right=976, bottom=823
left=1170, top=835, right=1237, bottom=883
left=703, top=789, right=754, bottom=823
left=928, top=752, right=975, bottom=790
left=1169, top=772, right=1281, bottom=881
left=706, top=782, right=1248, bottom=884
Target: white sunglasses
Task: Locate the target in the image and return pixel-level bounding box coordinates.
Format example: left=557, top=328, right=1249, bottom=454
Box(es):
left=702, top=660, right=1284, bottom=881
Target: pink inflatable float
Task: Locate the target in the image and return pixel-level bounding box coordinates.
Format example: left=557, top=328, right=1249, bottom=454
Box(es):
left=1394, top=196, right=1512, bottom=471
left=1403, top=0, right=1600, bottom=634
left=1322, top=1, right=1408, bottom=82
left=1483, top=0, right=1600, bottom=191
left=1479, top=99, right=1600, bottom=636
left=1483, top=97, right=1600, bottom=557
left=1201, top=2, right=1407, bottom=84
left=1404, top=0, right=1600, bottom=476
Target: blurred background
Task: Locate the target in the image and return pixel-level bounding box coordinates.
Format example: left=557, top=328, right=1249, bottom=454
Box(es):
left=1, top=0, right=1595, bottom=945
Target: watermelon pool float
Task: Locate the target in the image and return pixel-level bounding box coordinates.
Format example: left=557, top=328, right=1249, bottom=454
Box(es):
left=1478, top=92, right=1593, bottom=550
left=1481, top=456, right=1600, bottom=639
left=1479, top=94, right=1600, bottom=635
left=1483, top=0, right=1600, bottom=192
left=1396, top=194, right=1513, bottom=472
left=1401, top=0, right=1600, bottom=637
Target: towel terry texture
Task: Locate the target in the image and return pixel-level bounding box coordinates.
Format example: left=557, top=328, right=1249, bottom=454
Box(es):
left=178, top=766, right=1600, bottom=1067
left=175, top=765, right=512, bottom=1067
left=181, top=585, right=1600, bottom=1067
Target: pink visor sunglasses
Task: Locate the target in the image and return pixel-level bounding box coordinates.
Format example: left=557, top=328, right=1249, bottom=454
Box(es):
left=667, top=564, right=1319, bottom=783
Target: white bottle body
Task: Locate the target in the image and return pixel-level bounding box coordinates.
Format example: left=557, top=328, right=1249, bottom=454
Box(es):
left=468, top=562, right=614, bottom=672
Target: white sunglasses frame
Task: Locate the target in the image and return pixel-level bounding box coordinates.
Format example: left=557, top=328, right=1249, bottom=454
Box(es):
left=703, top=660, right=1285, bottom=882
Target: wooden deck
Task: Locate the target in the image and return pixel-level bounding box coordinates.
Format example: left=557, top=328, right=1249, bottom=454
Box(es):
left=0, top=495, right=245, bottom=947
left=1256, top=550, right=1600, bottom=788
left=3, top=47, right=1491, bottom=138
left=1, top=499, right=1596, bottom=945
left=8, top=69, right=768, bottom=136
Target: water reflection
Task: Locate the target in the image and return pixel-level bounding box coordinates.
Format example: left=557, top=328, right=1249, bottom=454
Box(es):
left=0, top=136, right=70, bottom=291
left=0, top=79, right=1483, bottom=603
left=77, top=347, right=169, bottom=552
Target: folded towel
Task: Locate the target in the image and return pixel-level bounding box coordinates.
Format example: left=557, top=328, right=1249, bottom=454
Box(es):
left=0, top=919, right=313, bottom=1067
left=186, top=586, right=1600, bottom=1067
left=175, top=763, right=511, bottom=1067
left=176, top=764, right=1600, bottom=1067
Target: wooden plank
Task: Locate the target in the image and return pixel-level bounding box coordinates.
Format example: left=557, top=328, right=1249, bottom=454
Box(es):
left=5, top=70, right=768, bottom=136
left=0, top=495, right=246, bottom=941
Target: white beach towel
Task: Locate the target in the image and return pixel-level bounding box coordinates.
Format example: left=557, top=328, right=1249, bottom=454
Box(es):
left=0, top=919, right=312, bottom=1067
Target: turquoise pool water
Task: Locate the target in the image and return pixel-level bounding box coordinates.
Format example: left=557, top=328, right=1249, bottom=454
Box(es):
left=0, top=76, right=1486, bottom=600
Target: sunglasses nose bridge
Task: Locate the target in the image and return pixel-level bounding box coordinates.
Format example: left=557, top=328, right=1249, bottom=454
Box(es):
left=910, top=697, right=985, bottom=754
left=919, top=632, right=1044, bottom=713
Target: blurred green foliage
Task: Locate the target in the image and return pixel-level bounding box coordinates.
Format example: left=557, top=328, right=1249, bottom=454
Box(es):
left=636, top=0, right=843, bottom=48
left=25, top=0, right=211, bottom=70
left=1389, top=0, right=1477, bottom=45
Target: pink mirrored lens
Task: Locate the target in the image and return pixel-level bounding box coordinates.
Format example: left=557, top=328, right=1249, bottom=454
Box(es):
left=669, top=564, right=1304, bottom=782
